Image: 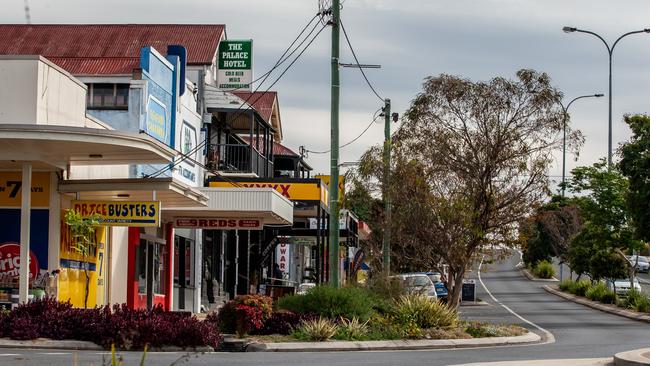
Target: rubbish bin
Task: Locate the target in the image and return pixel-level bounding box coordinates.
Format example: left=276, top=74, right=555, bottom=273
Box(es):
left=461, top=279, right=476, bottom=302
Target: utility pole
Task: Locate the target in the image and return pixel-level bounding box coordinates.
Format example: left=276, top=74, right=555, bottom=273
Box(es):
left=382, top=99, right=391, bottom=274
left=328, top=0, right=341, bottom=288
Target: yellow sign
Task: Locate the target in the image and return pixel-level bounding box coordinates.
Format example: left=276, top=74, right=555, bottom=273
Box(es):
left=71, top=200, right=161, bottom=227
left=209, top=181, right=328, bottom=206
left=316, top=175, right=345, bottom=203
left=0, top=172, right=50, bottom=207
left=59, top=214, right=106, bottom=308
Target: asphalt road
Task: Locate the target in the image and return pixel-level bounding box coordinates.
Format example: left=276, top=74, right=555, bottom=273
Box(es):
left=2, top=253, right=649, bottom=366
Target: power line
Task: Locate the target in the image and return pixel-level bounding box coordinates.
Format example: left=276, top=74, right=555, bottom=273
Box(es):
left=306, top=108, right=382, bottom=154
left=146, top=14, right=324, bottom=178
left=340, top=19, right=384, bottom=102
left=147, top=22, right=328, bottom=179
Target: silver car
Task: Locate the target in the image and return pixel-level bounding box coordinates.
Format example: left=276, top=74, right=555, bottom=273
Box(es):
left=628, top=255, right=650, bottom=273
left=605, top=278, right=642, bottom=296
left=393, top=273, right=438, bottom=300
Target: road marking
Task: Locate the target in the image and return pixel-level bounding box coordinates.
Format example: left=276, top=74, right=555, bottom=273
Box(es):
left=478, top=257, right=555, bottom=344
left=0, top=354, right=21, bottom=357
left=38, top=352, right=71, bottom=355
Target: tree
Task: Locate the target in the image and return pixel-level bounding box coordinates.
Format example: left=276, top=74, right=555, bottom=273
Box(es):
left=359, top=69, right=570, bottom=308
left=565, top=160, right=640, bottom=281
left=619, top=114, right=650, bottom=241
left=64, top=209, right=99, bottom=308
left=521, top=196, right=582, bottom=267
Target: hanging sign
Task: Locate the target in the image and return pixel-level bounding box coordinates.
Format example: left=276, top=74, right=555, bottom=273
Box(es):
left=71, top=200, right=160, bottom=227
left=217, top=40, right=253, bottom=91
left=174, top=218, right=263, bottom=230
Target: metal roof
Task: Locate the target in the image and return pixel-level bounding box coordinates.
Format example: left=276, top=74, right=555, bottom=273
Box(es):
left=232, top=91, right=277, bottom=124
left=0, top=24, right=225, bottom=74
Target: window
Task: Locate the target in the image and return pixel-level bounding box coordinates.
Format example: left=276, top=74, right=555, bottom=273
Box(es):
left=87, top=83, right=129, bottom=109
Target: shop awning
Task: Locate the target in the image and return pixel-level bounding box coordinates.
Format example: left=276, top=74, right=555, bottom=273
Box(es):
left=162, top=187, right=293, bottom=225
left=58, top=177, right=208, bottom=208
left=0, top=124, right=176, bottom=170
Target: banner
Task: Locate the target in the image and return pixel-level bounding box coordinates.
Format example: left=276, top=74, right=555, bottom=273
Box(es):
left=0, top=242, right=39, bottom=281
left=209, top=180, right=328, bottom=205
left=0, top=172, right=50, bottom=207
left=71, top=200, right=160, bottom=227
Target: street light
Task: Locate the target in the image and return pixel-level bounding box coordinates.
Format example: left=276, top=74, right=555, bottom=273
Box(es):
left=562, top=26, right=650, bottom=167
left=559, top=93, right=604, bottom=196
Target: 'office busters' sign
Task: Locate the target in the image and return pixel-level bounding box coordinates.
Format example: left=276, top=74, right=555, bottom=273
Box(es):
left=217, top=40, right=252, bottom=91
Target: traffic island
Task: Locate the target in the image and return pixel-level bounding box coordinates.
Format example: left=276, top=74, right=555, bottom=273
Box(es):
left=614, top=348, right=650, bottom=366
left=543, top=285, right=650, bottom=324
left=246, top=332, right=541, bottom=352
left=520, top=268, right=558, bottom=282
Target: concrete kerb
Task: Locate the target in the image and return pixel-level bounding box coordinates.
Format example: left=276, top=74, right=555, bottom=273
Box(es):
left=520, top=268, right=559, bottom=282
left=245, top=332, right=541, bottom=352
left=543, top=285, right=650, bottom=324
left=0, top=338, right=103, bottom=351
left=614, top=348, right=650, bottom=366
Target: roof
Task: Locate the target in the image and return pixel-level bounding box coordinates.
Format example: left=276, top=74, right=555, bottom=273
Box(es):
left=232, top=91, right=277, bottom=124
left=0, top=24, right=225, bottom=74
left=241, top=136, right=298, bottom=157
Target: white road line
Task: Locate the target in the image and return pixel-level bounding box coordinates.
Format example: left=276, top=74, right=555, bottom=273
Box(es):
left=38, top=352, right=71, bottom=355
left=478, top=257, right=555, bottom=344
left=0, top=354, right=21, bottom=357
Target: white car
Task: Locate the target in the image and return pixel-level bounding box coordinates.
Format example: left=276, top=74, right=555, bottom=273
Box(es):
left=392, top=273, right=438, bottom=300
left=296, top=282, right=316, bottom=295
left=628, top=255, right=650, bottom=273
left=605, top=278, right=642, bottom=296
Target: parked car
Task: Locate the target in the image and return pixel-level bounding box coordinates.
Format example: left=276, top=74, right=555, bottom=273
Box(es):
left=628, top=255, right=650, bottom=273
left=425, top=271, right=448, bottom=301
left=296, top=282, right=316, bottom=295
left=392, top=273, right=438, bottom=300
left=605, top=278, right=642, bottom=296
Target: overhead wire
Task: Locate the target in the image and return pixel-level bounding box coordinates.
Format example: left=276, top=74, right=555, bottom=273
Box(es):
left=305, top=108, right=383, bottom=154
left=340, top=18, right=384, bottom=102
left=145, top=17, right=329, bottom=182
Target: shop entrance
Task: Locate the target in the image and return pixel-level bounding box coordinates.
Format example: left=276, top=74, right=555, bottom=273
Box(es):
left=136, top=235, right=166, bottom=309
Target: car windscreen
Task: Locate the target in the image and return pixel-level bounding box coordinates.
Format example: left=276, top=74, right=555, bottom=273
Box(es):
left=637, top=257, right=649, bottom=263
left=405, top=276, right=430, bottom=287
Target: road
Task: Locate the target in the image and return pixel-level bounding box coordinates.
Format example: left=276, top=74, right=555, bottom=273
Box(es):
left=2, top=253, right=649, bottom=366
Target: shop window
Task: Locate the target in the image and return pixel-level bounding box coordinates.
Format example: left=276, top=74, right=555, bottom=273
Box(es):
left=135, top=239, right=166, bottom=296
left=87, top=83, right=129, bottom=110
left=173, top=236, right=194, bottom=288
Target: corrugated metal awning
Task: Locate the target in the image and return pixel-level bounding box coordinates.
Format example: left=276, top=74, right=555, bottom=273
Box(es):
left=162, top=187, right=293, bottom=226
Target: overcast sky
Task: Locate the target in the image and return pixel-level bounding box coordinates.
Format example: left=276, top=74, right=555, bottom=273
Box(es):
left=4, top=0, right=650, bottom=191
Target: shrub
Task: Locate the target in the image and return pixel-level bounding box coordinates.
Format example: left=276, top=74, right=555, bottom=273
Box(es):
left=624, top=290, right=650, bottom=313
left=464, top=321, right=526, bottom=338
left=277, top=286, right=376, bottom=321
left=1, top=298, right=223, bottom=350
left=585, top=282, right=607, bottom=302
left=559, top=279, right=573, bottom=292
left=293, top=317, right=338, bottom=341
left=217, top=295, right=273, bottom=336
left=392, top=294, right=458, bottom=329
left=255, top=310, right=316, bottom=335
left=365, top=314, right=409, bottom=340
left=571, top=280, right=592, bottom=297
left=532, top=260, right=555, bottom=279
left=334, top=317, right=369, bottom=341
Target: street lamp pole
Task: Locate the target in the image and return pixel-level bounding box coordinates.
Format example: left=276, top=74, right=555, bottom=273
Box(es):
left=559, top=93, right=604, bottom=196
left=562, top=26, right=650, bottom=167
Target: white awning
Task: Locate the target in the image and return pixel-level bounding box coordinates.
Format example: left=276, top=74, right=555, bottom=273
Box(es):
left=162, top=187, right=293, bottom=226
left=0, top=124, right=176, bottom=169
left=58, top=178, right=208, bottom=208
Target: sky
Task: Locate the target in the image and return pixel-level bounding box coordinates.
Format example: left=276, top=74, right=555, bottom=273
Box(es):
left=4, top=0, right=650, bottom=191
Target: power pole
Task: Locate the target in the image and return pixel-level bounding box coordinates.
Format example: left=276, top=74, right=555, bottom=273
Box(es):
left=328, top=0, right=341, bottom=288
left=382, top=98, right=391, bottom=274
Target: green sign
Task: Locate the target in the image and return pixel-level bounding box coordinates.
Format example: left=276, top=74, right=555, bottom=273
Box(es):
left=218, top=40, right=252, bottom=70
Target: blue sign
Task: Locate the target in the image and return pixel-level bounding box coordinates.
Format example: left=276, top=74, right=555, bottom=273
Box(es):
left=140, top=47, right=174, bottom=147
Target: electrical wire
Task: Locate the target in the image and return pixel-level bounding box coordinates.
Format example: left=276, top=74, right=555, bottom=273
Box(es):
left=340, top=19, right=384, bottom=103
left=148, top=15, right=324, bottom=178
left=306, top=108, right=382, bottom=154
left=146, top=22, right=328, bottom=180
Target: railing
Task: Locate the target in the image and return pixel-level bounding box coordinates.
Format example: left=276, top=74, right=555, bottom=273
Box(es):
left=207, top=143, right=273, bottom=177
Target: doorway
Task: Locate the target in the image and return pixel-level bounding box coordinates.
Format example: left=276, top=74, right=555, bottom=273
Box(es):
left=135, top=235, right=166, bottom=309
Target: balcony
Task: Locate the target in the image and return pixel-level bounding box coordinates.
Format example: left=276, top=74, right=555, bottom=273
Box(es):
left=207, top=143, right=273, bottom=178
